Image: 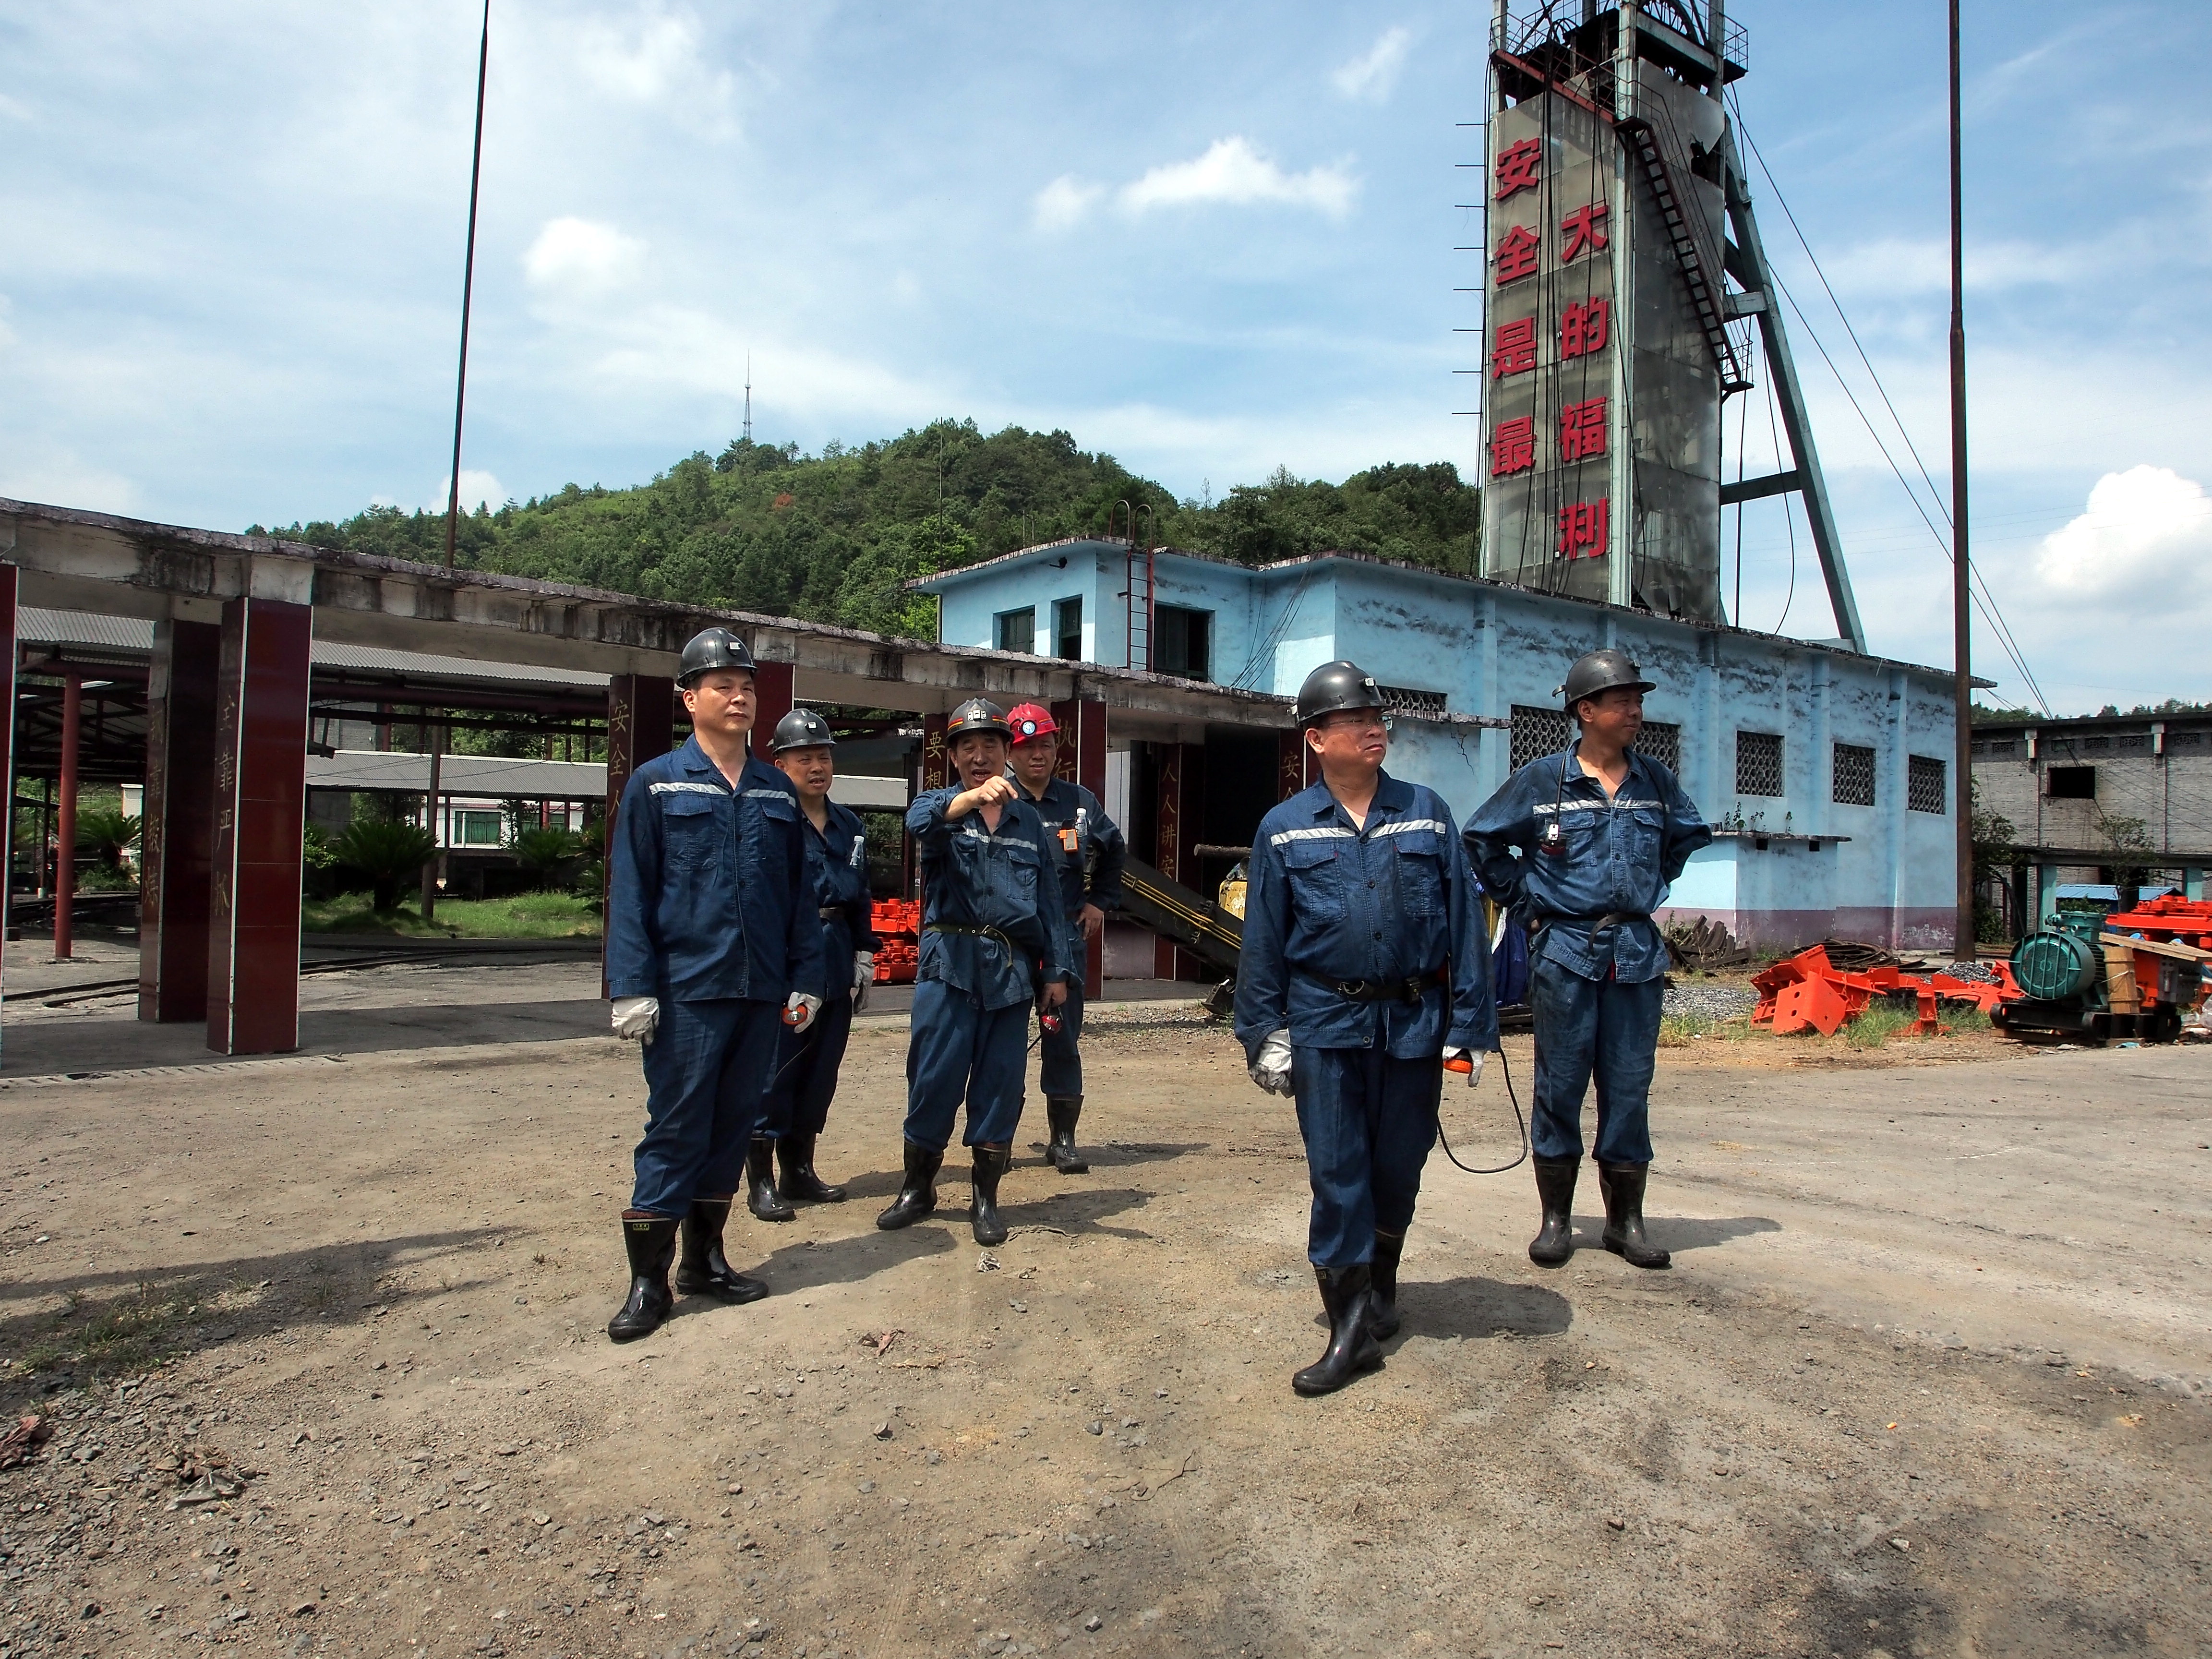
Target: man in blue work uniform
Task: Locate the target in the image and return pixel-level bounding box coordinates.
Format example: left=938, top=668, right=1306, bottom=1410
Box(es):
left=1235, top=661, right=1498, bottom=1396
left=1005, top=702, right=1125, bottom=1175
left=603, top=627, right=827, bottom=1342
left=745, top=707, right=879, bottom=1220
left=1464, top=649, right=1713, bottom=1272
left=878, top=697, right=1070, bottom=1247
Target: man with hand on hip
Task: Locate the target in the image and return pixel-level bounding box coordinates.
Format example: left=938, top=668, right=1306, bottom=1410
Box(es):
left=1235, top=661, right=1497, bottom=1396
left=602, top=627, right=825, bottom=1342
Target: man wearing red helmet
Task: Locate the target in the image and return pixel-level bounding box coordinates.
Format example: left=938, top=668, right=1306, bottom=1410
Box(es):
left=1004, top=702, right=1125, bottom=1175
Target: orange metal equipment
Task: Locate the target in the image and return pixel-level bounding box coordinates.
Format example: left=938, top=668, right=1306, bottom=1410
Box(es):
left=1751, top=944, right=2021, bottom=1036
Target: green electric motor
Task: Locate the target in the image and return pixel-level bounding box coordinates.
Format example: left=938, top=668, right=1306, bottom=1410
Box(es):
left=2011, top=922, right=2101, bottom=1003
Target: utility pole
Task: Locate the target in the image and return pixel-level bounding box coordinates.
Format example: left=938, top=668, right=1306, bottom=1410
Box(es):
left=421, top=712, right=445, bottom=925
left=1949, top=0, right=1975, bottom=957
left=443, top=0, right=491, bottom=572
left=743, top=354, right=753, bottom=445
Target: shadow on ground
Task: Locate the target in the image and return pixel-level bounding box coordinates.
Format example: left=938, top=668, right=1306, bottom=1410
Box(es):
left=0, top=1227, right=502, bottom=1412
left=1400, top=1274, right=1574, bottom=1340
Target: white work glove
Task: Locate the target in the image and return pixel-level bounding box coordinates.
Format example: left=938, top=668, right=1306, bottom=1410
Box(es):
left=612, top=996, right=659, bottom=1045
left=851, top=951, right=876, bottom=1014
left=1248, top=1028, right=1295, bottom=1097
left=784, top=991, right=823, bottom=1034
left=1443, top=1046, right=1487, bottom=1088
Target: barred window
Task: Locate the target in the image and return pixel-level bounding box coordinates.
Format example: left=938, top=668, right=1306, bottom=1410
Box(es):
left=1832, top=742, right=1876, bottom=807
left=2114, top=733, right=2152, bottom=753
left=1970, top=738, right=2018, bottom=758
left=1907, top=754, right=1948, bottom=814
left=1379, top=684, right=1448, bottom=719
left=1510, top=704, right=1572, bottom=771
left=1634, top=721, right=1681, bottom=775
left=1735, top=731, right=1784, bottom=797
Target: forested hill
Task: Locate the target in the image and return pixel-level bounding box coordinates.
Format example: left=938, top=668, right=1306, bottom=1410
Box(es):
left=252, top=420, right=1480, bottom=640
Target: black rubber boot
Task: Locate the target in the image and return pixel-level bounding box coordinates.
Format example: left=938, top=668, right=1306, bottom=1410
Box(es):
left=969, top=1145, right=1012, bottom=1247
left=1528, top=1156, right=1579, bottom=1267
left=1369, top=1231, right=1405, bottom=1339
left=875, top=1141, right=943, bottom=1230
left=1599, top=1162, right=1671, bottom=1269
left=607, top=1214, right=679, bottom=1343
left=777, top=1132, right=848, bottom=1203
left=746, top=1136, right=795, bottom=1222
left=1292, top=1264, right=1384, bottom=1396
left=675, top=1197, right=768, bottom=1304
left=1045, top=1096, right=1090, bottom=1174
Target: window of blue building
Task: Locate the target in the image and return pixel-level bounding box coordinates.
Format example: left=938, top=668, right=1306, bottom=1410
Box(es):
left=995, top=607, right=1036, bottom=654
left=1053, top=597, right=1083, bottom=660
left=1154, top=605, right=1211, bottom=680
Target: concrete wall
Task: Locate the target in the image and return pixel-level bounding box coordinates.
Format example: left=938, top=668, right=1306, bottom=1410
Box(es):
left=922, top=547, right=1961, bottom=950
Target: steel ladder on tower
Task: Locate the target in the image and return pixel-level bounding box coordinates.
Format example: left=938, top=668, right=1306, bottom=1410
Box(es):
left=1124, top=542, right=1154, bottom=672
left=1616, top=113, right=1751, bottom=395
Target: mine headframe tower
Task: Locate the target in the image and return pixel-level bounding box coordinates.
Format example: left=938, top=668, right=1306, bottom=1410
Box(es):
left=1475, top=0, right=1866, bottom=653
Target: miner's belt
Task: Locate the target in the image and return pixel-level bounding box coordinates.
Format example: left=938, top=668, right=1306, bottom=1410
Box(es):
left=1540, top=912, right=1650, bottom=933
left=1332, top=969, right=1446, bottom=1005
left=925, top=923, right=1018, bottom=955
left=818, top=906, right=847, bottom=920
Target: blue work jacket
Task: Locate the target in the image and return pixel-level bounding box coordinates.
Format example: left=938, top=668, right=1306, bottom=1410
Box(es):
left=907, top=787, right=1070, bottom=1011
left=1233, top=773, right=1498, bottom=1061
left=1015, top=774, right=1126, bottom=940
left=798, top=799, right=880, bottom=1002
left=1463, top=744, right=1713, bottom=984
left=606, top=737, right=826, bottom=1004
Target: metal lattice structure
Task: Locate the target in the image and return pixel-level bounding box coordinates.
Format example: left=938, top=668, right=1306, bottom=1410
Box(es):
left=1833, top=742, right=1877, bottom=807
left=1908, top=755, right=1949, bottom=815
left=1735, top=730, right=1784, bottom=796
left=1510, top=704, right=1573, bottom=770
left=1635, top=720, right=1682, bottom=775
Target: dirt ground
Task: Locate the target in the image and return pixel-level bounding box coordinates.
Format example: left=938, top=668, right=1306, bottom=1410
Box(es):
left=1, top=962, right=2209, bottom=1659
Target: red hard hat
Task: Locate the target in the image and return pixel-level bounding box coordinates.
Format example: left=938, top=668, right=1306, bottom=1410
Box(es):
left=1007, top=703, right=1058, bottom=745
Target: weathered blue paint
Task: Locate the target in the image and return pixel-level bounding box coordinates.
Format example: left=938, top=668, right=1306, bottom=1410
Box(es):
left=917, top=543, right=1960, bottom=949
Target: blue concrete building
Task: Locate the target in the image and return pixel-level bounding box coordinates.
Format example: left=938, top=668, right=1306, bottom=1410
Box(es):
left=916, top=538, right=1961, bottom=950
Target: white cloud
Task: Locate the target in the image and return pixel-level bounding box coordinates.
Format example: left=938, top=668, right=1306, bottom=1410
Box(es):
left=2033, top=465, right=2212, bottom=602
left=565, top=8, right=739, bottom=138
left=429, top=469, right=506, bottom=514
left=1332, top=26, right=1411, bottom=103
left=1032, top=173, right=1104, bottom=232
left=1117, top=137, right=1357, bottom=219
left=523, top=217, right=648, bottom=298
left=1816, top=234, right=2106, bottom=298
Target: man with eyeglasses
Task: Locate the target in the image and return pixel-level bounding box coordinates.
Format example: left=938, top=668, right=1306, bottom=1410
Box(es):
left=602, top=627, right=827, bottom=1342
left=1234, top=660, right=1497, bottom=1396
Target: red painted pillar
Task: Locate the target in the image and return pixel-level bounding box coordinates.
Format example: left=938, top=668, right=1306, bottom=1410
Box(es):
left=601, top=673, right=676, bottom=993
left=206, top=597, right=313, bottom=1055
left=1152, top=742, right=1204, bottom=980
left=1051, top=697, right=1108, bottom=989
left=0, top=565, right=15, bottom=977
left=140, top=619, right=222, bottom=1022
left=749, top=660, right=794, bottom=762
left=52, top=674, right=80, bottom=960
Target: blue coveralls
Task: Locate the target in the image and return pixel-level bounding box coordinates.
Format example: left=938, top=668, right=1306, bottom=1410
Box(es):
left=607, top=738, right=825, bottom=1216
left=1463, top=745, right=1712, bottom=1166
left=757, top=800, right=878, bottom=1142
left=1233, top=775, right=1498, bottom=1270
left=903, top=787, right=1070, bottom=1152
left=1014, top=774, right=1125, bottom=1099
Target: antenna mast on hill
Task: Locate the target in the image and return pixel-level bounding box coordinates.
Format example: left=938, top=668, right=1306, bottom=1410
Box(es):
left=744, top=355, right=753, bottom=445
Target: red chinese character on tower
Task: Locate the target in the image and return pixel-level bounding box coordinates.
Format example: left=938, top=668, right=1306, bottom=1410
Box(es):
left=1560, top=296, right=1611, bottom=360
left=1493, top=138, right=1542, bottom=202
left=1490, top=416, right=1535, bottom=477
left=1559, top=396, right=1607, bottom=462
left=1556, top=498, right=1609, bottom=558
left=1491, top=317, right=1538, bottom=379
left=1560, top=201, right=1609, bottom=262
left=1494, top=225, right=1541, bottom=285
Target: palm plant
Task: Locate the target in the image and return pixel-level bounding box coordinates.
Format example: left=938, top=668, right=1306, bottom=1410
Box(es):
left=335, top=819, right=437, bottom=913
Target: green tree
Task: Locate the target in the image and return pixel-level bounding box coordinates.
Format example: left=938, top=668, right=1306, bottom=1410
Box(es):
left=336, top=819, right=437, bottom=913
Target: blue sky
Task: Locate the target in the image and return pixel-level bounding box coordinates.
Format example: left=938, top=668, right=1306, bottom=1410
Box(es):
left=2, top=0, right=2206, bottom=713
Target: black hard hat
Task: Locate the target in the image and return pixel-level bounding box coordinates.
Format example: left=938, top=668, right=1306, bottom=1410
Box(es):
left=945, top=697, right=1010, bottom=741
left=1294, top=660, right=1385, bottom=728
left=678, top=626, right=757, bottom=686
left=1558, top=648, right=1655, bottom=709
left=769, top=708, right=836, bottom=754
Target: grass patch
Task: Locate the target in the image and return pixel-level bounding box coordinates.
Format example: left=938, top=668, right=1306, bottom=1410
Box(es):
left=8, top=1283, right=195, bottom=1381
left=303, top=890, right=601, bottom=939
left=1659, top=1013, right=1757, bottom=1047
